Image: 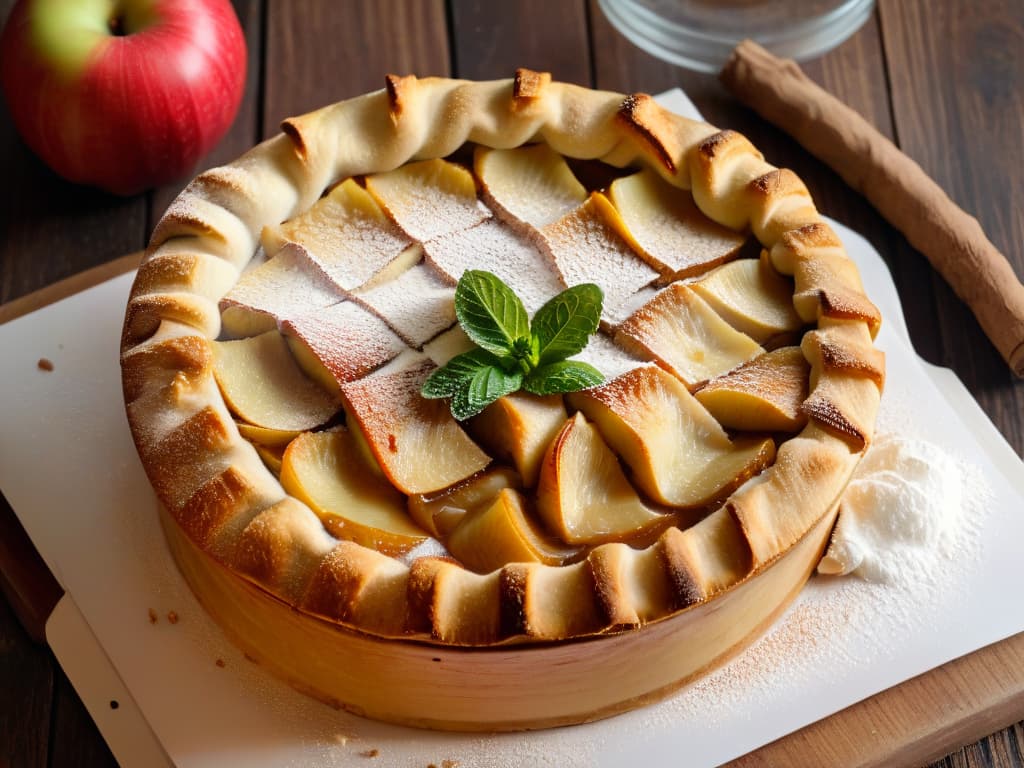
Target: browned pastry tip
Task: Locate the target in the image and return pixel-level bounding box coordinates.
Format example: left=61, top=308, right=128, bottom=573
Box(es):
left=721, top=39, right=1024, bottom=377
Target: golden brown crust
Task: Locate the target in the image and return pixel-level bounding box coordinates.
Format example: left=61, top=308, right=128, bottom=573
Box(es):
left=121, top=74, right=882, bottom=656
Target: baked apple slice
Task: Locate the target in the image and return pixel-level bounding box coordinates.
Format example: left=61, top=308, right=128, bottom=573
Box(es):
left=446, top=488, right=580, bottom=574
left=690, top=253, right=803, bottom=345
left=467, top=392, right=567, bottom=487
left=407, top=465, right=522, bottom=538
left=474, top=144, right=587, bottom=228
left=340, top=357, right=491, bottom=494
left=615, top=283, right=762, bottom=388
left=235, top=422, right=301, bottom=448
left=261, top=178, right=411, bottom=291
left=365, top=158, right=490, bottom=241
left=281, top=301, right=407, bottom=395
left=606, top=169, right=746, bottom=281
left=212, top=330, right=340, bottom=431
left=424, top=218, right=563, bottom=313
left=568, top=366, right=775, bottom=508
left=696, top=346, right=809, bottom=432
left=281, top=430, right=428, bottom=556
left=219, top=243, right=346, bottom=338
left=539, top=192, right=659, bottom=327
left=353, top=261, right=456, bottom=348
left=536, top=413, right=668, bottom=545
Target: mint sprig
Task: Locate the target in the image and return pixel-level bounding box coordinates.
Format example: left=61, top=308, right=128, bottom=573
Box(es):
left=422, top=270, right=604, bottom=420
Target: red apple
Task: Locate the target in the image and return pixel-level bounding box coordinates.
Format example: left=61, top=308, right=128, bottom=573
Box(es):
left=0, top=0, right=246, bottom=195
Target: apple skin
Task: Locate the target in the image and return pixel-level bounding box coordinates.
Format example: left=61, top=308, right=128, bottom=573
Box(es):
left=0, top=0, right=246, bottom=195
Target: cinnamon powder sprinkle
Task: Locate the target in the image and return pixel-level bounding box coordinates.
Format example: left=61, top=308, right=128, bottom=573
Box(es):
left=215, top=658, right=226, bottom=668
left=167, top=610, right=179, bottom=624
left=359, top=748, right=380, bottom=758
left=147, top=608, right=158, bottom=624
left=37, top=358, right=54, bottom=371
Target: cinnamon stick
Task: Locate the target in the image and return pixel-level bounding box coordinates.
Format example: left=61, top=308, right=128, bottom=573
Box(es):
left=721, top=39, right=1024, bottom=378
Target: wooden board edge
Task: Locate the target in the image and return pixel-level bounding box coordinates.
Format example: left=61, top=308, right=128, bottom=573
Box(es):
left=0, top=251, right=142, bottom=325
left=731, top=630, right=1024, bottom=767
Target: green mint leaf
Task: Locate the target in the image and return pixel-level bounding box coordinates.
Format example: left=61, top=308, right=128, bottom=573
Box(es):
left=450, top=365, right=523, bottom=420
left=531, top=283, right=603, bottom=366
left=523, top=360, right=604, bottom=395
left=421, top=348, right=504, bottom=399
left=455, top=270, right=531, bottom=358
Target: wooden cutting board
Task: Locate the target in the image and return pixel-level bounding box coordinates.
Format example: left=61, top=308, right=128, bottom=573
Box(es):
left=0, top=255, right=1022, bottom=768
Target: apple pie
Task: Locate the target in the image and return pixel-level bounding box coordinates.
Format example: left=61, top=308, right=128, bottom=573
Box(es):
left=120, top=71, right=883, bottom=730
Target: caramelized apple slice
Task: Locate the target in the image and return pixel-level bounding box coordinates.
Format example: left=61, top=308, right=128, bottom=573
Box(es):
left=606, top=169, right=746, bottom=281
left=690, top=253, right=802, bottom=344
left=340, top=357, right=491, bottom=494
left=615, top=284, right=763, bottom=388
left=219, top=243, right=346, bottom=338
left=467, top=392, right=567, bottom=487
left=353, top=261, right=456, bottom=347
left=236, top=422, right=301, bottom=448
left=696, top=346, right=809, bottom=432
left=254, top=442, right=286, bottom=477
left=407, top=466, right=522, bottom=538
left=261, top=178, right=411, bottom=291
left=424, top=219, right=564, bottom=313
left=537, top=413, right=668, bottom=545
left=281, top=301, right=407, bottom=395
left=212, top=330, right=340, bottom=431
left=474, top=144, right=587, bottom=228
left=539, top=192, right=659, bottom=327
left=365, top=158, right=490, bottom=241
left=446, top=488, right=580, bottom=574
left=568, top=366, right=775, bottom=508
left=281, top=430, right=428, bottom=556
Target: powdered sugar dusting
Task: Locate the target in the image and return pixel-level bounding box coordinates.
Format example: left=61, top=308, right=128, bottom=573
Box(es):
left=539, top=202, right=659, bottom=326
left=282, top=302, right=407, bottom=384
left=424, top=219, right=565, bottom=313
left=575, top=332, right=649, bottom=381
left=309, top=215, right=412, bottom=292
left=221, top=243, right=346, bottom=324
left=354, top=262, right=456, bottom=348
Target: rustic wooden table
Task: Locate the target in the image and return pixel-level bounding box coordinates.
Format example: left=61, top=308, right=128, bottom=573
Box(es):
left=1, top=1, right=1022, bottom=765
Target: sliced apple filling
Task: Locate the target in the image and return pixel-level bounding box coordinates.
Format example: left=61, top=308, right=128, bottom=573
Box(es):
left=261, top=178, right=412, bottom=291
left=474, top=143, right=587, bottom=228
left=568, top=366, right=775, bottom=509
left=210, top=148, right=834, bottom=586
left=212, top=330, right=340, bottom=431
left=616, top=283, right=763, bottom=388
left=365, top=158, right=491, bottom=241
left=539, top=192, right=660, bottom=327
left=690, top=253, right=803, bottom=345
left=605, top=169, right=747, bottom=281
left=219, top=243, right=346, bottom=338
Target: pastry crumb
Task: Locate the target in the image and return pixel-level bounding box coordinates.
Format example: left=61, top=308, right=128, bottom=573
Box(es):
left=359, top=748, right=379, bottom=758
left=147, top=608, right=158, bottom=624
left=167, top=610, right=179, bottom=624
left=215, top=658, right=226, bottom=668
left=37, top=358, right=54, bottom=372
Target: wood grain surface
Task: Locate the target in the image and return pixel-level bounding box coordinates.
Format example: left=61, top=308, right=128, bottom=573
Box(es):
left=0, top=1, right=1021, bottom=766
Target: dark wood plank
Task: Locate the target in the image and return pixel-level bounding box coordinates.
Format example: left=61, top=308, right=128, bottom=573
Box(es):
left=879, top=0, right=1024, bottom=453
left=147, top=0, right=265, bottom=231
left=0, top=584, right=53, bottom=768
left=448, top=0, right=591, bottom=85
left=262, top=0, right=450, bottom=139
left=48, top=668, right=117, bottom=768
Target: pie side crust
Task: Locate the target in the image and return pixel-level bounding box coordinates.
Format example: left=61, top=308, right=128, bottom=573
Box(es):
left=120, top=72, right=884, bottom=728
